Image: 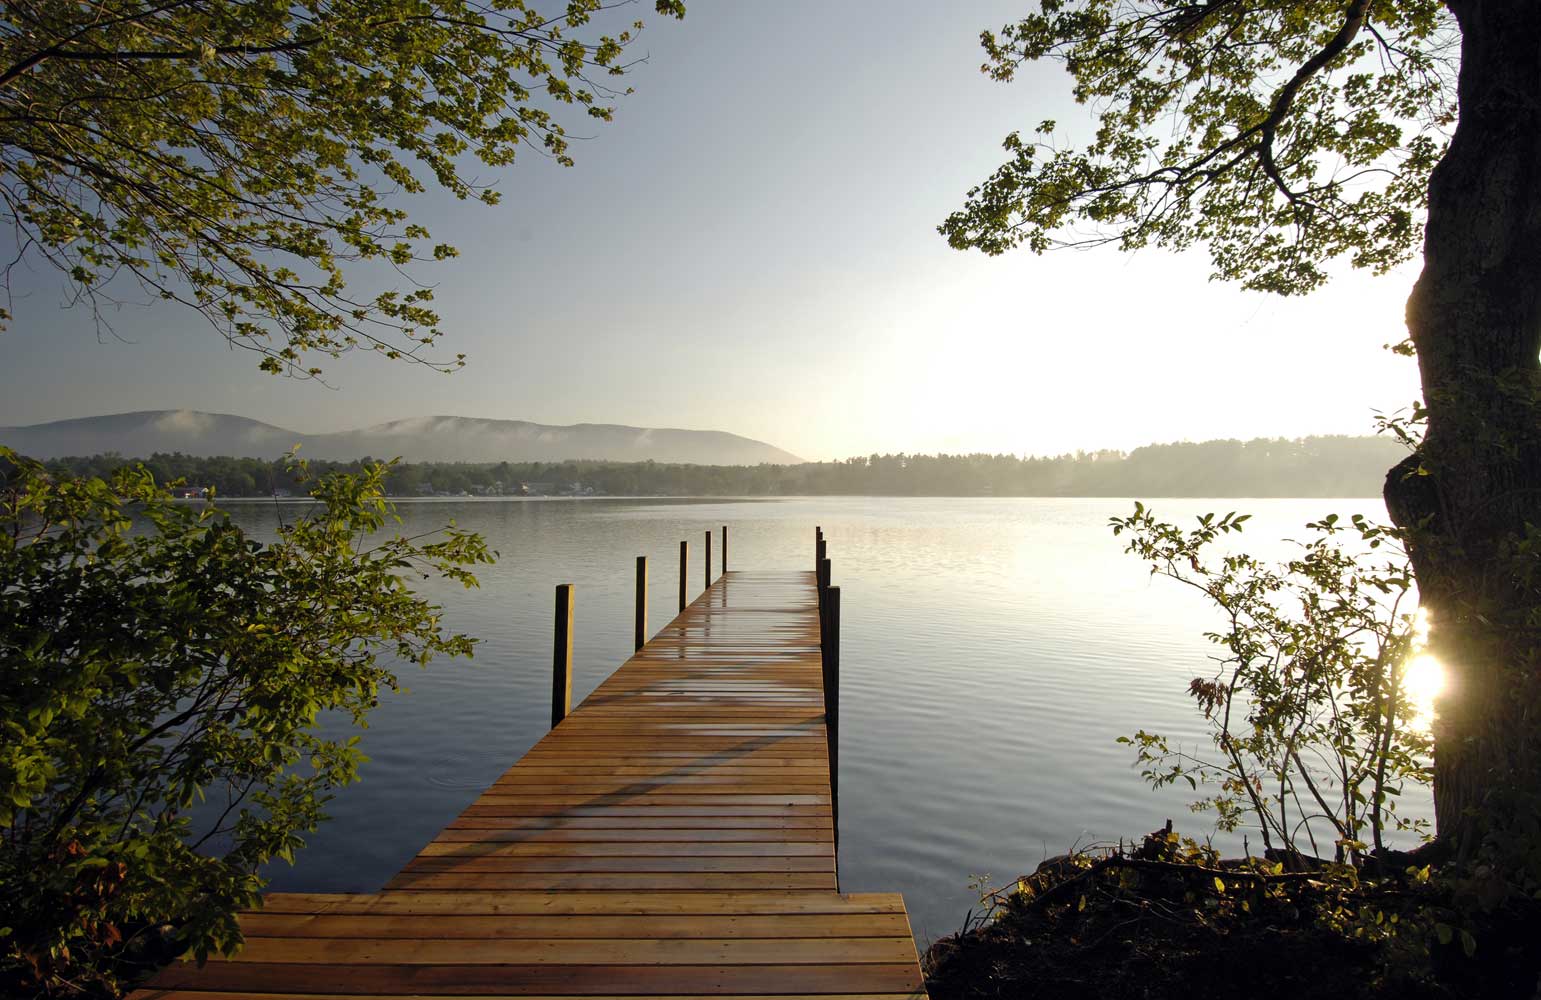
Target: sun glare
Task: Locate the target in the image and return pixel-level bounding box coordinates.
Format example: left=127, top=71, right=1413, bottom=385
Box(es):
left=1402, top=609, right=1446, bottom=730
left=1404, top=652, right=1446, bottom=726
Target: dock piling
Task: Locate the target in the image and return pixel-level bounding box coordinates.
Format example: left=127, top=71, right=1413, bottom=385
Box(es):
left=705, top=529, right=712, bottom=589
left=551, top=584, right=574, bottom=728
left=678, top=540, right=687, bottom=612
left=634, top=556, right=647, bottom=652
left=821, top=583, right=840, bottom=727
left=821, top=582, right=841, bottom=872
left=722, top=524, right=728, bottom=572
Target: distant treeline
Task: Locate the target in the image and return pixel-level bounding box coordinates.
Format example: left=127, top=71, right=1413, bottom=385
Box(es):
left=17, top=435, right=1408, bottom=498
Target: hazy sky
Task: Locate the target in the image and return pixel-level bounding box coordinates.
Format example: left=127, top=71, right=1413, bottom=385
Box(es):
left=0, top=2, right=1423, bottom=462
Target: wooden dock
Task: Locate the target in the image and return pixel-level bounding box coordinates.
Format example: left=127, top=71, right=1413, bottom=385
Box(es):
left=135, top=568, right=927, bottom=998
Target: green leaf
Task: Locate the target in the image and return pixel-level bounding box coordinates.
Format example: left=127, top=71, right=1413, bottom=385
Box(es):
left=0, top=0, right=686, bottom=377
left=0, top=456, right=489, bottom=988
left=942, top=4, right=1448, bottom=294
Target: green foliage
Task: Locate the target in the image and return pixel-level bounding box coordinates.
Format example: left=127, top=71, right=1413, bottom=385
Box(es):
left=0, top=0, right=685, bottom=374
left=1111, top=503, right=1431, bottom=862
left=941, top=1, right=1455, bottom=294
left=0, top=450, right=491, bottom=996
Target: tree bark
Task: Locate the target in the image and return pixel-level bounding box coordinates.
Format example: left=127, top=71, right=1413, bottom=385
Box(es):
left=1388, top=0, right=1541, bottom=866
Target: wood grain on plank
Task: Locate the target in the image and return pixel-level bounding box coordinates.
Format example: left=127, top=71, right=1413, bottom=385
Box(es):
left=222, top=935, right=924, bottom=965
left=253, top=891, right=910, bottom=915
left=147, top=961, right=925, bottom=995
left=237, top=912, right=914, bottom=939
left=381, top=872, right=840, bottom=891
left=138, top=993, right=927, bottom=1000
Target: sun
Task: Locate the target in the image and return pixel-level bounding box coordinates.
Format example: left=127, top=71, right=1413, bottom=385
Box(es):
left=1404, top=652, right=1446, bottom=719
left=1401, top=609, right=1446, bottom=730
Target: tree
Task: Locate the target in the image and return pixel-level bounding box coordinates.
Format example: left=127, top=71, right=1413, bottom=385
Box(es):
left=942, top=2, right=1539, bottom=874
left=0, top=452, right=491, bottom=995
left=0, top=0, right=685, bottom=376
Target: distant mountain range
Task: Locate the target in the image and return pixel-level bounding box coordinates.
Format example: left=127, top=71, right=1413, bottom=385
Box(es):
left=0, top=410, right=805, bottom=466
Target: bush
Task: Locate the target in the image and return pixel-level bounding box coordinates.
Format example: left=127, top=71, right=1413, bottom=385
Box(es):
left=1110, top=505, right=1432, bottom=862
left=925, top=826, right=1538, bottom=1000
left=0, top=450, right=490, bottom=996
left=928, top=506, right=1536, bottom=1000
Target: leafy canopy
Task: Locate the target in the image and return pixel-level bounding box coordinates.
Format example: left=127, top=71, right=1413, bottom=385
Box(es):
left=940, top=1, right=1455, bottom=294
left=0, top=0, right=685, bottom=375
left=0, top=452, right=491, bottom=996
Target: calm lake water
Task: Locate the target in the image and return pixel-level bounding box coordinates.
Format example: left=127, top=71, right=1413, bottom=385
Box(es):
left=218, top=496, right=1434, bottom=944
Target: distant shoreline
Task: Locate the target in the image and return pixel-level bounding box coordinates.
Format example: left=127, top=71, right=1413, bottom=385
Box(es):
left=27, top=435, right=1407, bottom=501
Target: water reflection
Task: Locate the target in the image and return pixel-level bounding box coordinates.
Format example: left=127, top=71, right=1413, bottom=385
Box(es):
left=211, top=495, right=1433, bottom=942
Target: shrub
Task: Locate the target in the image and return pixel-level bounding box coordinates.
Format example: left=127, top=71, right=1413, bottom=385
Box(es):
left=1111, top=505, right=1432, bottom=862
left=0, top=450, right=490, bottom=996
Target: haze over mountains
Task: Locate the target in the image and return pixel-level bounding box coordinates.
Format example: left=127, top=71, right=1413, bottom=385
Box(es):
left=0, top=410, right=806, bottom=466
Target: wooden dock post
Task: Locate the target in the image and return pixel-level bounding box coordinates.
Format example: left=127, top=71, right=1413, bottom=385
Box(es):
left=551, top=584, right=574, bottom=729
left=821, top=584, right=840, bottom=727
left=815, top=526, right=822, bottom=568
left=678, top=540, right=687, bottom=612
left=705, top=529, right=712, bottom=588
left=818, top=556, right=831, bottom=605
left=633, top=556, right=647, bottom=652
left=821, top=583, right=841, bottom=870
left=722, top=524, right=728, bottom=572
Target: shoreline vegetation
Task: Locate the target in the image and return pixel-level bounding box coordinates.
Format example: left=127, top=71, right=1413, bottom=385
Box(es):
left=923, top=825, right=1540, bottom=1000
left=22, top=434, right=1404, bottom=499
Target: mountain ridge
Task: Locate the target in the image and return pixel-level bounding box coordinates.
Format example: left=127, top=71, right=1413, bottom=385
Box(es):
left=0, top=409, right=805, bottom=465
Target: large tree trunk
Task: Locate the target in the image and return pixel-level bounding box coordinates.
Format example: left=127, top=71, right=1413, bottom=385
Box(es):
left=1387, top=0, right=1541, bottom=867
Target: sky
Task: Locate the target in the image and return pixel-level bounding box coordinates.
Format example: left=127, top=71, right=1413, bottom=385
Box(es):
left=0, top=2, right=1425, bottom=463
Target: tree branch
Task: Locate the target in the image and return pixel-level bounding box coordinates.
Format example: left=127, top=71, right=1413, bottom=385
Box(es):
left=1256, top=0, right=1375, bottom=203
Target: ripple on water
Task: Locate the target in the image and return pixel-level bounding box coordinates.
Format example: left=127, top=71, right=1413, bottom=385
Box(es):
left=425, top=752, right=507, bottom=790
